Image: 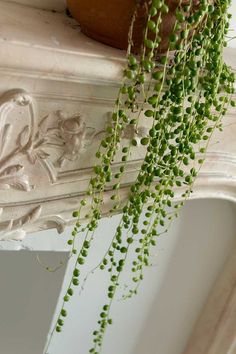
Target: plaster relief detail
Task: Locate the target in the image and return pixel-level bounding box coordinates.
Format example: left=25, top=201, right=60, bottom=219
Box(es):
left=37, top=110, right=96, bottom=168
left=0, top=205, right=42, bottom=241
left=0, top=89, right=101, bottom=186
left=0, top=90, right=235, bottom=241
left=0, top=90, right=36, bottom=191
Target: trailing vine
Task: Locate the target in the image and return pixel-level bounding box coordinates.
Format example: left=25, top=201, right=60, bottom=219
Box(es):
left=45, top=0, right=235, bottom=353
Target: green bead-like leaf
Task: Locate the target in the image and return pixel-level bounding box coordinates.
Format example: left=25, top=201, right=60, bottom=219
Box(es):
left=141, top=137, right=149, bottom=146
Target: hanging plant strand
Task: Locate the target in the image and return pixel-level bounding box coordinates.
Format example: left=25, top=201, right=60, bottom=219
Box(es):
left=45, top=1, right=235, bottom=353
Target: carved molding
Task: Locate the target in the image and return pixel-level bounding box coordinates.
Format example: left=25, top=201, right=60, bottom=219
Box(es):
left=0, top=89, right=108, bottom=185
left=0, top=206, right=42, bottom=241
left=0, top=90, right=36, bottom=191
left=0, top=0, right=235, bottom=243
left=0, top=89, right=150, bottom=240
left=0, top=90, right=150, bottom=186
left=0, top=87, right=235, bottom=240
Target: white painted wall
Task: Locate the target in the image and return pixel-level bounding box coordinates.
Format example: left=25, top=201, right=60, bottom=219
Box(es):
left=0, top=203, right=235, bottom=354
left=229, top=2, right=236, bottom=48
left=38, top=199, right=236, bottom=354
left=0, top=251, right=69, bottom=354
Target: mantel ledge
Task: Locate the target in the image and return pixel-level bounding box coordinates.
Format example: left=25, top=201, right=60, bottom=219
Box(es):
left=0, top=1, right=126, bottom=85
left=0, top=1, right=235, bottom=240
left=0, top=1, right=235, bottom=85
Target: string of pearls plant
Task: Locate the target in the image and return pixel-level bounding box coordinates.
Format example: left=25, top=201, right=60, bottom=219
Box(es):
left=45, top=0, right=235, bottom=353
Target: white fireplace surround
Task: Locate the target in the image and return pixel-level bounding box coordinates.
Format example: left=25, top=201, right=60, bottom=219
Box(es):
left=0, top=0, right=235, bottom=242
left=1, top=2, right=236, bottom=354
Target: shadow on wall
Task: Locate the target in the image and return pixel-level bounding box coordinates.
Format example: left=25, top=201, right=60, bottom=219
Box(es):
left=2, top=199, right=235, bottom=354
left=133, top=199, right=236, bottom=354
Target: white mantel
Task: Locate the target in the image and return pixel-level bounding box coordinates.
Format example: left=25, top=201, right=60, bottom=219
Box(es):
left=1, top=2, right=236, bottom=354
left=0, top=0, right=235, bottom=242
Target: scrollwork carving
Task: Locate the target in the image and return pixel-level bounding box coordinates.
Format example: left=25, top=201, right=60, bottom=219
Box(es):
left=34, top=110, right=96, bottom=168
left=0, top=89, right=104, bottom=188
left=0, top=89, right=37, bottom=191
left=0, top=164, right=32, bottom=191
left=0, top=206, right=42, bottom=241
left=0, top=89, right=152, bottom=194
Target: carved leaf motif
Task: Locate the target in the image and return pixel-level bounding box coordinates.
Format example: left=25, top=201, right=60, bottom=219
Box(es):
left=0, top=206, right=42, bottom=241
left=38, top=113, right=61, bottom=141
left=85, top=127, right=96, bottom=139
left=44, top=216, right=66, bottom=234
left=43, top=135, right=63, bottom=146
left=39, top=114, right=50, bottom=135
left=6, top=219, right=13, bottom=231
left=0, top=229, right=26, bottom=241
left=26, top=149, right=37, bottom=164
left=0, top=124, right=12, bottom=156
left=18, top=125, right=30, bottom=147
left=13, top=205, right=42, bottom=228
left=0, top=164, right=23, bottom=176
left=0, top=89, right=103, bottom=189
left=83, top=127, right=96, bottom=149
left=0, top=164, right=31, bottom=191
left=28, top=205, right=42, bottom=223
left=0, top=174, right=31, bottom=191
left=26, top=148, right=50, bottom=164
left=36, top=149, right=50, bottom=160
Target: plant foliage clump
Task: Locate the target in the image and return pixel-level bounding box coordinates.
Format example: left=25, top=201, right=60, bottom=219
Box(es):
left=45, top=1, right=235, bottom=353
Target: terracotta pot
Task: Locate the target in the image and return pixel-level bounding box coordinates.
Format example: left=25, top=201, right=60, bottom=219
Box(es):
left=67, top=0, right=201, bottom=53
